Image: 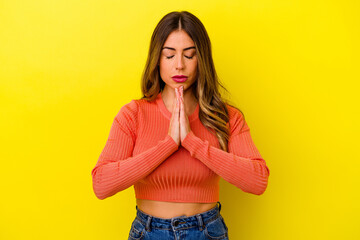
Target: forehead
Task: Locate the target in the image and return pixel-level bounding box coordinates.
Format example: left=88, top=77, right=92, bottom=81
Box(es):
left=162, top=30, right=195, bottom=51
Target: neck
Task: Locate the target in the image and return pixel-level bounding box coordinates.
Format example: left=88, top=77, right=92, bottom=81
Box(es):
left=162, top=85, right=197, bottom=115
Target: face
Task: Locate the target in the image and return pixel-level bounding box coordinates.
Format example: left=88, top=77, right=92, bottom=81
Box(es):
left=159, top=30, right=198, bottom=93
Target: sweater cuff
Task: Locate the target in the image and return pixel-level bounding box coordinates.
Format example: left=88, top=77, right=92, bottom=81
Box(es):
left=181, top=130, right=203, bottom=156
left=164, top=134, right=179, bottom=152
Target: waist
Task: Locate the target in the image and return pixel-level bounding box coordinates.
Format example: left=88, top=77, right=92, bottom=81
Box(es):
left=135, top=201, right=222, bottom=229
left=136, top=199, right=218, bottom=218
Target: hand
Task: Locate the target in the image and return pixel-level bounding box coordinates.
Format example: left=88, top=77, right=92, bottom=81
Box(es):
left=177, top=86, right=191, bottom=143
left=168, top=89, right=180, bottom=146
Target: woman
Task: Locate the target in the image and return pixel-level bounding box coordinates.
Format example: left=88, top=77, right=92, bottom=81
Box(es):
left=91, top=11, right=270, bottom=240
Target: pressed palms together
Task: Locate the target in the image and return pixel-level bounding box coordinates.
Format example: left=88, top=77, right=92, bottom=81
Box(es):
left=167, top=86, right=192, bottom=146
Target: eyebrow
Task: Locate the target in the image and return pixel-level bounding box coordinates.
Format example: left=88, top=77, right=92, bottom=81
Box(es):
left=162, top=46, right=196, bottom=51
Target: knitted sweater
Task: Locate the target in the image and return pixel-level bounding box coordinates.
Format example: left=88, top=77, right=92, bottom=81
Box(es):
left=91, top=92, right=270, bottom=202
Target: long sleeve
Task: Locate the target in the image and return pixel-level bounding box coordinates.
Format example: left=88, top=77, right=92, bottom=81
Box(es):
left=181, top=112, right=270, bottom=195
left=91, top=100, right=179, bottom=200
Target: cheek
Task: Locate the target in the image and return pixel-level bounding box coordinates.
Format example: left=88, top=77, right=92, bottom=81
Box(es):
left=159, top=63, right=170, bottom=75
left=160, top=59, right=171, bottom=68
left=190, top=62, right=198, bottom=74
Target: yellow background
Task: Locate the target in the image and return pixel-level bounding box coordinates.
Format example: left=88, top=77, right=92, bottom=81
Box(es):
left=1, top=0, right=359, bottom=239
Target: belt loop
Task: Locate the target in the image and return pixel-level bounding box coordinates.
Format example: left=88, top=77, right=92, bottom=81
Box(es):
left=196, top=214, right=204, bottom=231
left=145, top=216, right=152, bottom=232
left=217, top=201, right=222, bottom=213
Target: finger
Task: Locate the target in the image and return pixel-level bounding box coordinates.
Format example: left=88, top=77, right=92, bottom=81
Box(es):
left=175, top=87, right=179, bottom=99
left=176, top=89, right=180, bottom=112
left=181, top=86, right=184, bottom=100
left=177, top=87, right=181, bottom=102
left=171, top=90, right=178, bottom=122
left=180, top=86, right=183, bottom=98
left=175, top=93, right=180, bottom=123
left=179, top=91, right=184, bottom=121
left=179, top=92, right=184, bottom=104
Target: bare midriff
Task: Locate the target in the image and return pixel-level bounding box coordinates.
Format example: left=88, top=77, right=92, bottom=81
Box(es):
left=136, top=199, right=218, bottom=219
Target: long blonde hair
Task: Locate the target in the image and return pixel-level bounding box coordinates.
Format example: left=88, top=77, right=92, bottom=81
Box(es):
left=140, top=11, right=245, bottom=152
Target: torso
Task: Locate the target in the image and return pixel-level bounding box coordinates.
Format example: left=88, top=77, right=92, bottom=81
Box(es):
left=136, top=199, right=217, bottom=218
left=137, top=89, right=216, bottom=218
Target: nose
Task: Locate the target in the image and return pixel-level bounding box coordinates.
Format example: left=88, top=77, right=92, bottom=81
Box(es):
left=175, top=55, right=184, bottom=70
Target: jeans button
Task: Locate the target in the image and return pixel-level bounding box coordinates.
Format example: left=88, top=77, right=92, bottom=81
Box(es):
left=174, top=221, right=179, bottom=227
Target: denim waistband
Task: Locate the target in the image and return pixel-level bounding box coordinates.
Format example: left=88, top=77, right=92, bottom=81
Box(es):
left=135, top=201, right=222, bottom=232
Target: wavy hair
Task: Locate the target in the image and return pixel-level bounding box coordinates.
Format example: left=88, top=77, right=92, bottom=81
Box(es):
left=140, top=11, right=245, bottom=152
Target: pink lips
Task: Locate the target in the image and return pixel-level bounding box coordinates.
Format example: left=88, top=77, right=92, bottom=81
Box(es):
left=172, top=75, right=188, bottom=83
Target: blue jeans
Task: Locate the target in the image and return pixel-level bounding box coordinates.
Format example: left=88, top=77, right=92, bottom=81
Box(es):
left=128, top=201, right=229, bottom=240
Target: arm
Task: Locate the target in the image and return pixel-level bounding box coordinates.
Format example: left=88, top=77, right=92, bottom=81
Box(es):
left=91, top=101, right=179, bottom=200
left=181, top=115, right=270, bottom=195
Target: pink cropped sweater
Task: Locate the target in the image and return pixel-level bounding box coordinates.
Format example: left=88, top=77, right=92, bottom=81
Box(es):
left=91, top=92, right=270, bottom=202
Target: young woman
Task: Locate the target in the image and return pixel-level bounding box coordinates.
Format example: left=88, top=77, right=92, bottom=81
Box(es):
left=91, top=11, right=270, bottom=240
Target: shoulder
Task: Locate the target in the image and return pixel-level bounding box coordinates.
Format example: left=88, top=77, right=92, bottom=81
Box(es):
left=114, top=99, right=145, bottom=132
left=115, top=97, right=154, bottom=121
left=116, top=99, right=139, bottom=119
left=226, top=103, right=250, bottom=135
left=116, top=96, right=158, bottom=118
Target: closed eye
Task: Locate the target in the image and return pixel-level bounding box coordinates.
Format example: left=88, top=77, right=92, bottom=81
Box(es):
left=166, top=55, right=194, bottom=59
